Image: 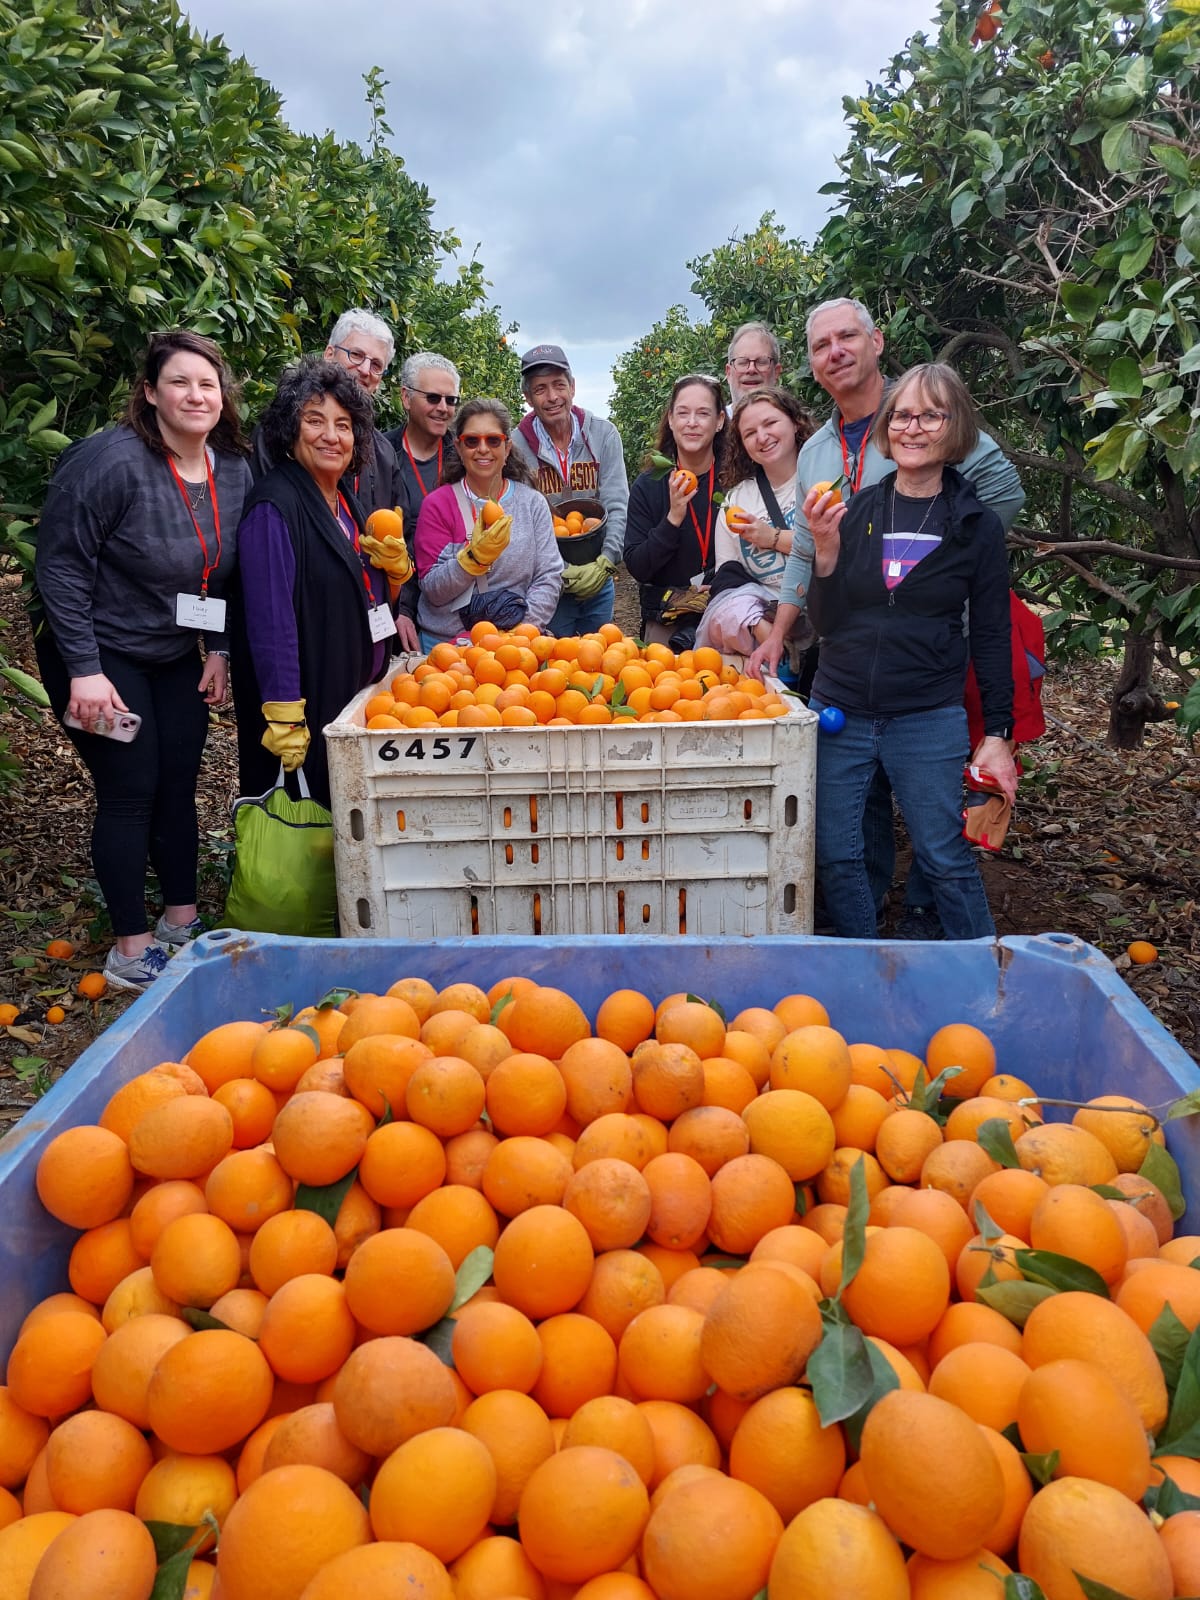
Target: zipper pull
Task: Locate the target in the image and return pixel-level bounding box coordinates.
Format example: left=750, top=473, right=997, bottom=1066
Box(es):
left=888, top=592, right=896, bottom=607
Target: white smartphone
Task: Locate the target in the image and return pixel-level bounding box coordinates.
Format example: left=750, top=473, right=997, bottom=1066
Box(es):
left=63, top=710, right=142, bottom=742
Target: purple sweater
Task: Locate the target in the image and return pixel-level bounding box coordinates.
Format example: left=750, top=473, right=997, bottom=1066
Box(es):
left=237, top=500, right=389, bottom=701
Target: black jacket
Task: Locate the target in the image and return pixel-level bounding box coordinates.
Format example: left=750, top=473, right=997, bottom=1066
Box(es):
left=807, top=467, right=1013, bottom=732
left=230, top=461, right=385, bottom=809
left=624, top=466, right=721, bottom=624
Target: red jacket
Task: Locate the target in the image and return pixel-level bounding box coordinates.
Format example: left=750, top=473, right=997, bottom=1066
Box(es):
left=965, top=592, right=1046, bottom=747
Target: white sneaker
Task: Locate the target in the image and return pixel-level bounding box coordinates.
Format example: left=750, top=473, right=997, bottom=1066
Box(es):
left=104, top=942, right=171, bottom=993
left=154, top=914, right=205, bottom=949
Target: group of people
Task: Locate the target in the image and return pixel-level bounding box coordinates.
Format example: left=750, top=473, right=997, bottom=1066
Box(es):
left=32, top=298, right=1032, bottom=992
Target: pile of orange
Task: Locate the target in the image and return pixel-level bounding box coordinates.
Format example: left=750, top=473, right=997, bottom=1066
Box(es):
left=362, top=625, right=793, bottom=729
left=553, top=511, right=603, bottom=539
left=2, top=974, right=1198, bottom=1600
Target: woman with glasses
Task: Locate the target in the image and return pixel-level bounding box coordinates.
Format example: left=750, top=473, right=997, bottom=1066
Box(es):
left=33, top=331, right=252, bottom=990
left=624, top=375, right=727, bottom=644
left=412, top=399, right=563, bottom=647
left=232, top=356, right=400, bottom=809
left=803, top=363, right=1016, bottom=940
left=696, top=387, right=814, bottom=656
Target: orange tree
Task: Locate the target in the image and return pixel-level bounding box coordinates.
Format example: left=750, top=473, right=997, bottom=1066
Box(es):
left=0, top=4, right=517, bottom=788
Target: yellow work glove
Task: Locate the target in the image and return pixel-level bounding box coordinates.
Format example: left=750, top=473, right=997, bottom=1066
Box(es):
left=563, top=556, right=615, bottom=600
left=457, top=507, right=512, bottom=576
left=361, top=508, right=413, bottom=587
left=261, top=700, right=310, bottom=772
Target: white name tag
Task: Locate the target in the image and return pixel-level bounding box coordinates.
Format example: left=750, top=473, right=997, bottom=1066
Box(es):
left=887, top=560, right=903, bottom=579
left=368, top=603, right=398, bottom=643
left=176, top=593, right=227, bottom=630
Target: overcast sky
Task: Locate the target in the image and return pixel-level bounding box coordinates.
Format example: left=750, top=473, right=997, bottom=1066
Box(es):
left=188, top=0, right=937, bottom=413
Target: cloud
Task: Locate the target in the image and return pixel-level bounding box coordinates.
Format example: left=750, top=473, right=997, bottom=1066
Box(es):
left=190, top=0, right=937, bottom=409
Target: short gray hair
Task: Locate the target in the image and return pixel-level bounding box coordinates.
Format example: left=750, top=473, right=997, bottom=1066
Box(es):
left=327, top=309, right=395, bottom=366
left=400, top=350, right=461, bottom=392
left=727, top=321, right=780, bottom=364
left=805, top=298, right=876, bottom=349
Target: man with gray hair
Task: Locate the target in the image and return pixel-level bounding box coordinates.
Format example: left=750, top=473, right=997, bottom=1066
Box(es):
left=510, top=342, right=629, bottom=635
left=725, top=321, right=783, bottom=405
left=253, top=309, right=417, bottom=646
left=384, top=351, right=461, bottom=526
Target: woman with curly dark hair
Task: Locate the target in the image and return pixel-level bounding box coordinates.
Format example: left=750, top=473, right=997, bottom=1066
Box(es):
left=33, top=329, right=252, bottom=991
left=696, top=387, right=815, bottom=657
left=231, top=355, right=399, bottom=807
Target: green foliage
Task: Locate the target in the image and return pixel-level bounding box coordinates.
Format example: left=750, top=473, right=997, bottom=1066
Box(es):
left=0, top=0, right=519, bottom=782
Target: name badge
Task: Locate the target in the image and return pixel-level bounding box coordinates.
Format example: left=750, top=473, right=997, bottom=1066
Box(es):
left=176, top=593, right=227, bottom=630
left=368, top=603, right=398, bottom=643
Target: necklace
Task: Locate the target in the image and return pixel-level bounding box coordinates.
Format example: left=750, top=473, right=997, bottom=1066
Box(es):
left=182, top=478, right=207, bottom=511
left=886, top=483, right=941, bottom=579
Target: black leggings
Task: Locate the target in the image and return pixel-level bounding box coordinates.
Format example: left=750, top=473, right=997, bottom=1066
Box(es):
left=36, top=634, right=209, bottom=936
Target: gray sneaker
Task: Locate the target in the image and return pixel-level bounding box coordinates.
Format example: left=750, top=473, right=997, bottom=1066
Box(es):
left=154, top=914, right=205, bottom=949
left=104, top=942, right=171, bottom=993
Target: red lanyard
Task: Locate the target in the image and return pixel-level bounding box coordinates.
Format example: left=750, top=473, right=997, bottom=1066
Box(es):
left=167, top=455, right=221, bottom=595
left=686, top=465, right=715, bottom=569
left=403, top=433, right=441, bottom=498
left=839, top=416, right=874, bottom=496
left=338, top=493, right=378, bottom=608
left=552, top=437, right=571, bottom=490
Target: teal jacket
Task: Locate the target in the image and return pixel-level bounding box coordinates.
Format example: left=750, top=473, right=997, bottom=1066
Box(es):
left=778, top=404, right=1024, bottom=609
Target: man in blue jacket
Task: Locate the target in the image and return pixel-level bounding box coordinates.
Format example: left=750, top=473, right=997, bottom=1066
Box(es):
left=510, top=343, right=629, bottom=636
left=750, top=297, right=1025, bottom=936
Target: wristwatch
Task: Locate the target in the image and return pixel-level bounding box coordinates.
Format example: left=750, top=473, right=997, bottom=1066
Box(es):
left=984, top=724, right=1013, bottom=741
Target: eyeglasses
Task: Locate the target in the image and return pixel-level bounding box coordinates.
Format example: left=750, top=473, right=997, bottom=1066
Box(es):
left=409, top=389, right=459, bottom=408
left=888, top=409, right=949, bottom=432
left=459, top=432, right=506, bottom=449
left=331, top=344, right=388, bottom=379
left=730, top=356, right=778, bottom=372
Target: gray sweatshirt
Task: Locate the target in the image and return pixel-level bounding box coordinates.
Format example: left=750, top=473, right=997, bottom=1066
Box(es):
left=413, top=480, right=564, bottom=641
left=510, top=407, right=629, bottom=566
left=35, top=424, right=252, bottom=674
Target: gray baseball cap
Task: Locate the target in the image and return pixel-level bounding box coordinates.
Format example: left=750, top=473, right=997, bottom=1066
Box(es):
left=520, top=343, right=571, bottom=375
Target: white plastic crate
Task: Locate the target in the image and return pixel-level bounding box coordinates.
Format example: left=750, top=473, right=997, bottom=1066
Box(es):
left=324, top=667, right=816, bottom=939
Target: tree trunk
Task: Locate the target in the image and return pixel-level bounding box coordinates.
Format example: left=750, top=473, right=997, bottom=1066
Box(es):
left=1107, top=627, right=1157, bottom=750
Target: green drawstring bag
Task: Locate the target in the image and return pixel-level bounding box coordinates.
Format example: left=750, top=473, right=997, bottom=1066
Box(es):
left=224, top=765, right=337, bottom=938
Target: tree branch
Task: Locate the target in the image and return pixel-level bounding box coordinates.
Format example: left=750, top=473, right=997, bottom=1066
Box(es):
left=992, top=440, right=1166, bottom=532
left=1010, top=545, right=1138, bottom=609
left=937, top=328, right=1027, bottom=379
left=1008, top=530, right=1200, bottom=573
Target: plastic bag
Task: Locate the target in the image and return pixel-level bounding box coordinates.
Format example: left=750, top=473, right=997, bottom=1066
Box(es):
left=224, top=766, right=337, bottom=938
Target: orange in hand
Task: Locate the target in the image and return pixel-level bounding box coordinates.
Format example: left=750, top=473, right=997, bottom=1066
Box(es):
left=365, top=507, right=404, bottom=540
left=673, top=469, right=698, bottom=496
left=811, top=481, right=843, bottom=506
left=482, top=500, right=505, bottom=527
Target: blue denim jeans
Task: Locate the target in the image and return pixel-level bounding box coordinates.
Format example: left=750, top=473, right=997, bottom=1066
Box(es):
left=550, top=578, right=615, bottom=638
left=812, top=701, right=994, bottom=940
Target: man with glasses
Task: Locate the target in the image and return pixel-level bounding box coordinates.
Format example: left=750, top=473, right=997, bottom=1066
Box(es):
left=510, top=343, right=629, bottom=635
left=253, top=309, right=418, bottom=647
left=725, top=321, right=784, bottom=405
left=751, top=296, right=1025, bottom=935
left=384, top=351, right=461, bottom=527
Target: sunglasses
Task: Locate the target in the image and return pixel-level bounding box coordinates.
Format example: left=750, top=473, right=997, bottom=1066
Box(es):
left=410, top=389, right=459, bottom=408
left=459, top=432, right=506, bottom=449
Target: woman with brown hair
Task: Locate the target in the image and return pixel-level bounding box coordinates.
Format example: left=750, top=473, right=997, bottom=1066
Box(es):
left=412, top=398, right=562, bottom=647
left=34, top=330, right=252, bottom=990
left=624, top=374, right=727, bottom=643
left=696, top=386, right=815, bottom=656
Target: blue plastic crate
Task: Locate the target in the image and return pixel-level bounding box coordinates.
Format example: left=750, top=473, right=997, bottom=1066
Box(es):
left=2, top=930, right=1197, bottom=1360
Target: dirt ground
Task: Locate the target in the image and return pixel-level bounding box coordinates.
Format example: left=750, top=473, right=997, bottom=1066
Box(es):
left=1, top=567, right=1197, bottom=1134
